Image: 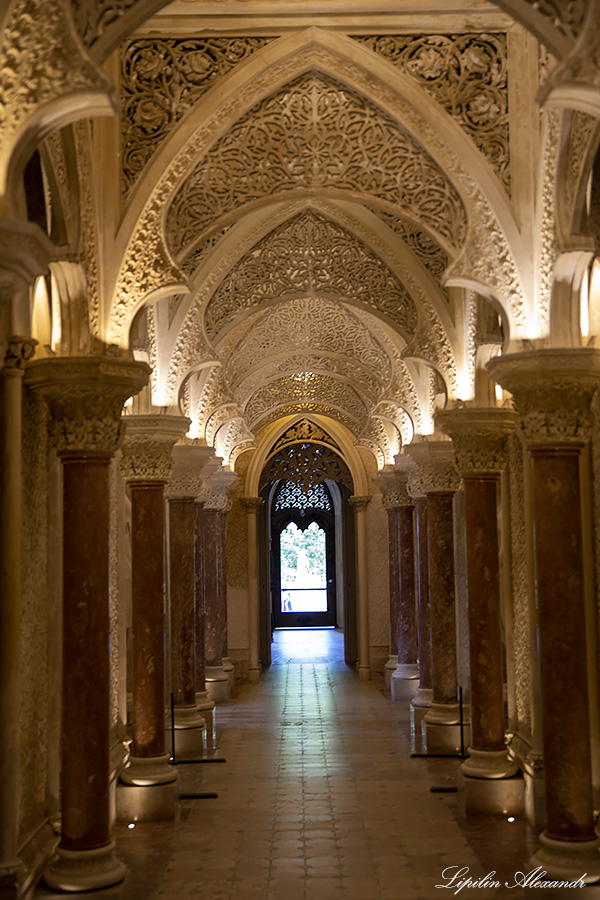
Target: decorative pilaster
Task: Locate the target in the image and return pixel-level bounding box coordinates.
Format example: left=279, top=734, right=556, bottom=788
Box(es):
left=242, top=497, right=263, bottom=684
left=119, top=414, right=189, bottom=810
left=488, top=349, right=600, bottom=882
left=166, top=444, right=208, bottom=757
left=437, top=408, right=519, bottom=792
left=0, top=338, right=36, bottom=894
left=406, top=441, right=460, bottom=749
left=375, top=468, right=418, bottom=700
left=350, top=495, right=371, bottom=681
left=25, top=355, right=149, bottom=892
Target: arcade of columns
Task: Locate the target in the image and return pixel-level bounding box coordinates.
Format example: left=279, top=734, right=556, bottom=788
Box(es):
left=3, top=0, right=600, bottom=896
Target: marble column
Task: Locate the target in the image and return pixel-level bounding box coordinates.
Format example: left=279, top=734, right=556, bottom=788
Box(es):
left=0, top=338, right=35, bottom=894
left=199, top=505, right=229, bottom=702
left=489, top=349, right=600, bottom=881
left=406, top=441, right=460, bottom=752
left=376, top=468, right=418, bottom=699
left=167, top=443, right=209, bottom=756
left=243, top=497, right=263, bottom=684
left=194, top=501, right=215, bottom=738
left=350, top=496, right=371, bottom=681
left=25, top=355, right=149, bottom=891
left=411, top=496, right=433, bottom=708
left=219, top=510, right=236, bottom=691
left=437, top=408, right=520, bottom=812
left=118, top=414, right=189, bottom=821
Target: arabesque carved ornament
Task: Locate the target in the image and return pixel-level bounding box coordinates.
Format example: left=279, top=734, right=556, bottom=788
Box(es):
left=378, top=211, right=449, bottom=291
left=374, top=467, right=412, bottom=508
left=24, top=356, right=150, bottom=453
left=205, top=211, right=418, bottom=339
left=270, top=419, right=341, bottom=456
left=245, top=374, right=368, bottom=432
left=120, top=414, right=190, bottom=482
left=355, top=33, right=510, bottom=193
left=436, top=407, right=516, bottom=474
left=405, top=439, right=459, bottom=494
left=120, top=37, right=271, bottom=196
left=166, top=71, right=467, bottom=253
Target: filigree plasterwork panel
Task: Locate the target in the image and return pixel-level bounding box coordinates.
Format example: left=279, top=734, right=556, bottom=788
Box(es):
left=270, top=418, right=341, bottom=455
left=377, top=211, right=450, bottom=292
left=215, top=416, right=255, bottom=466
left=205, top=211, right=419, bottom=339
left=245, top=374, right=368, bottom=432
left=355, top=33, right=510, bottom=193
left=120, top=38, right=271, bottom=197
left=372, top=400, right=414, bottom=447
left=0, top=0, right=109, bottom=175
left=358, top=417, right=394, bottom=465
left=166, top=71, right=468, bottom=254
left=180, top=225, right=234, bottom=277
left=235, top=353, right=381, bottom=406
left=225, top=296, right=393, bottom=390
left=256, top=404, right=358, bottom=439
left=261, top=441, right=353, bottom=491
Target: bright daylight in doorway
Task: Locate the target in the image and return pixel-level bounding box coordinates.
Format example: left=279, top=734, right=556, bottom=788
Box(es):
left=279, top=521, right=327, bottom=613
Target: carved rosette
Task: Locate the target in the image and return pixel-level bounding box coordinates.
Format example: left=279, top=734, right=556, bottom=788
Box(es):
left=120, top=415, right=190, bottom=483
left=436, top=407, right=516, bottom=474
left=25, top=356, right=150, bottom=453
left=487, top=349, right=600, bottom=446
left=373, top=467, right=412, bottom=508
left=166, top=443, right=214, bottom=499
left=2, top=336, right=37, bottom=371
left=404, top=439, right=459, bottom=493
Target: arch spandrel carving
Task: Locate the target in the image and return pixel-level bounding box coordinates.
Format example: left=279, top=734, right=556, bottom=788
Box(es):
left=165, top=70, right=468, bottom=254
left=204, top=211, right=419, bottom=340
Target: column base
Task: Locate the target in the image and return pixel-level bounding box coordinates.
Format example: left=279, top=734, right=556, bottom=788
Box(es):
left=222, top=656, right=235, bottom=692
left=425, top=722, right=470, bottom=755
left=458, top=770, right=524, bottom=816
left=391, top=663, right=419, bottom=701
left=529, top=832, right=600, bottom=884
left=247, top=666, right=261, bottom=684
left=205, top=666, right=230, bottom=702
left=120, top=752, right=177, bottom=786
left=115, top=780, right=177, bottom=823
left=411, top=686, right=433, bottom=709
left=196, top=690, right=216, bottom=741
left=43, top=841, right=127, bottom=893
left=410, top=704, right=428, bottom=755
left=460, top=747, right=519, bottom=779
left=424, top=701, right=460, bottom=725
left=384, top=655, right=398, bottom=690
left=357, top=665, right=371, bottom=682
left=171, top=725, right=205, bottom=759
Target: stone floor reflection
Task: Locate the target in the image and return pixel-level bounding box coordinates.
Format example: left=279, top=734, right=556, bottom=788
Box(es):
left=72, top=629, right=600, bottom=900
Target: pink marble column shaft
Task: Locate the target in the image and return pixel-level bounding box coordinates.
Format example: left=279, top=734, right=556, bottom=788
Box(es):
left=169, top=497, right=197, bottom=707
left=397, top=505, right=417, bottom=666
left=413, top=497, right=432, bottom=700
left=194, top=502, right=207, bottom=693
left=202, top=507, right=224, bottom=669
left=427, top=492, right=458, bottom=709
left=386, top=507, right=400, bottom=658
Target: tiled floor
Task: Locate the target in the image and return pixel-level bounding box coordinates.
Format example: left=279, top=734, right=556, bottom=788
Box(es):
left=113, top=629, right=600, bottom=899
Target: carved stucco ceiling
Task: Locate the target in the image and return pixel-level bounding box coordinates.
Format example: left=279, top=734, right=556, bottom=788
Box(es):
left=205, top=211, right=419, bottom=339
left=245, top=373, right=368, bottom=432
left=166, top=70, right=468, bottom=254
left=221, top=295, right=394, bottom=390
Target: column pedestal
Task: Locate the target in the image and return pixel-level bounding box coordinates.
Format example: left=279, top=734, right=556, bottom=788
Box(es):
left=391, top=663, right=419, bottom=701
left=384, top=655, right=398, bottom=691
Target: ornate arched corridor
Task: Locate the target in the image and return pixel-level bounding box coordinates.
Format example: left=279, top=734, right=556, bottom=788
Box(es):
left=2, top=0, right=600, bottom=896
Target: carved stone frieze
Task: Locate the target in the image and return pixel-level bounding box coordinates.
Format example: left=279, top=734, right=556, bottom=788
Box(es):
left=355, top=33, right=510, bottom=193
left=373, top=467, right=412, bottom=508
left=120, top=38, right=271, bottom=196
left=24, top=356, right=150, bottom=453
left=536, top=108, right=561, bottom=337
left=205, top=211, right=419, bottom=339
left=166, top=71, right=468, bottom=254
left=0, top=0, right=112, bottom=178
left=120, top=413, right=190, bottom=482
left=436, top=407, right=516, bottom=474
left=487, top=348, right=600, bottom=445
left=404, top=439, right=459, bottom=493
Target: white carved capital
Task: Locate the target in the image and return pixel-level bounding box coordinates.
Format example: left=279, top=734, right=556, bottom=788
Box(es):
left=487, top=348, right=600, bottom=445
left=25, top=355, right=150, bottom=453
left=203, top=468, right=239, bottom=510
left=349, top=495, right=371, bottom=513
left=120, top=414, right=191, bottom=483
left=373, top=466, right=412, bottom=508
left=1, top=335, right=37, bottom=372
left=166, top=442, right=215, bottom=499
left=435, top=407, right=516, bottom=474
left=404, top=439, right=459, bottom=493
